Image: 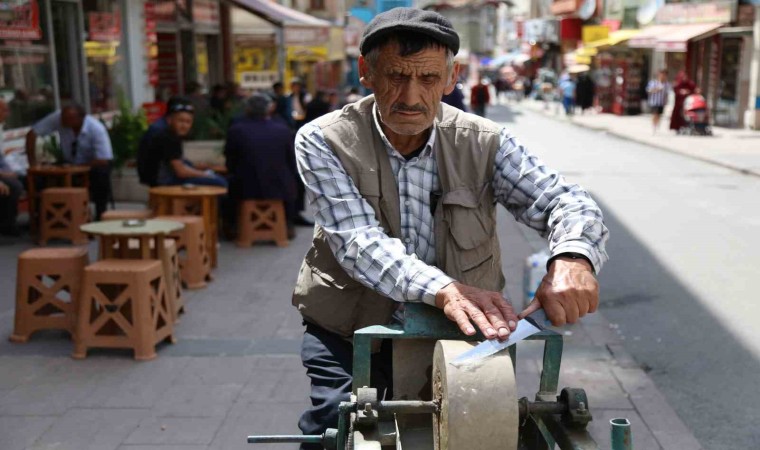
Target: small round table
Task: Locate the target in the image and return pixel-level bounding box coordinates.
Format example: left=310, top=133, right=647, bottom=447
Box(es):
left=148, top=185, right=227, bottom=268
left=81, top=219, right=186, bottom=320
left=27, top=165, right=91, bottom=234
left=81, top=219, right=184, bottom=260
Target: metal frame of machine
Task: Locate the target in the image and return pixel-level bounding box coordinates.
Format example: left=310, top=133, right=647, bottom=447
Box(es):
left=249, top=304, right=630, bottom=449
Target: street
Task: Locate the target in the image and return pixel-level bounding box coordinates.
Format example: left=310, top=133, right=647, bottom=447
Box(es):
left=0, top=101, right=755, bottom=450
left=492, top=103, right=760, bottom=450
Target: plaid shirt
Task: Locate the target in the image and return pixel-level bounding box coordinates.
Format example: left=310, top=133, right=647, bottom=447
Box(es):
left=295, top=107, right=608, bottom=306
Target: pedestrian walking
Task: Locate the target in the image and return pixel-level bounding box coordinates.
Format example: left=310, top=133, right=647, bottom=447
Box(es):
left=470, top=74, right=490, bottom=117
left=669, top=70, right=696, bottom=132
left=25, top=103, right=113, bottom=220
left=646, top=70, right=671, bottom=134
left=304, top=91, right=331, bottom=123
left=441, top=81, right=466, bottom=111
left=290, top=78, right=311, bottom=130
left=292, top=8, right=608, bottom=449
left=576, top=73, right=595, bottom=113
left=272, top=81, right=294, bottom=128
left=559, top=75, right=577, bottom=116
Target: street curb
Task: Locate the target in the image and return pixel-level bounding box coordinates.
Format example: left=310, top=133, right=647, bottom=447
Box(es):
left=521, top=102, right=760, bottom=179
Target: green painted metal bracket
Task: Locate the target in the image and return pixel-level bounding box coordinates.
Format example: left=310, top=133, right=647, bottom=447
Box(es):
left=352, top=303, right=562, bottom=395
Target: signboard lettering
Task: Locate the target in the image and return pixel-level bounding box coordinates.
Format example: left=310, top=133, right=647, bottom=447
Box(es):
left=0, top=0, right=42, bottom=41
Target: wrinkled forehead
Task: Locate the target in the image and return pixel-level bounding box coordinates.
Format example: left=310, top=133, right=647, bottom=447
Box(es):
left=375, top=42, right=449, bottom=73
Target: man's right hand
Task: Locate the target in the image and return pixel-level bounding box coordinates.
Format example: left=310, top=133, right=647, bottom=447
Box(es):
left=435, top=282, right=518, bottom=341
left=0, top=181, right=9, bottom=196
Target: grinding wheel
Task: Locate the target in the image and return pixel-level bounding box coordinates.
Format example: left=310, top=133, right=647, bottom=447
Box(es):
left=432, top=340, right=519, bottom=450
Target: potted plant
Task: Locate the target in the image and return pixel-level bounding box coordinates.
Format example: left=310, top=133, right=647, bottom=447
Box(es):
left=108, top=94, right=148, bottom=202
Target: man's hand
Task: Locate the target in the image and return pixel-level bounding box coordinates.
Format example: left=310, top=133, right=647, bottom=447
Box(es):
left=435, top=282, right=518, bottom=340
left=520, top=256, right=599, bottom=326
left=0, top=181, right=9, bottom=196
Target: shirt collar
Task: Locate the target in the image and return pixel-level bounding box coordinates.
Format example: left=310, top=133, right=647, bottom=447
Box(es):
left=372, top=103, right=436, bottom=159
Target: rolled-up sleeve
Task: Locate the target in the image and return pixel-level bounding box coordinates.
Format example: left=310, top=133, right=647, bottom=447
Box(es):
left=295, top=123, right=454, bottom=305
left=31, top=111, right=61, bottom=136
left=492, top=128, right=609, bottom=272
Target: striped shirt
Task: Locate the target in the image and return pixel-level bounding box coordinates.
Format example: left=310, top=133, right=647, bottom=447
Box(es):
left=646, top=80, right=670, bottom=107
left=295, top=106, right=609, bottom=306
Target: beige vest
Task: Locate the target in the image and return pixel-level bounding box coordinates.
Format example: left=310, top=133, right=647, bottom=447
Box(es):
left=292, top=96, right=506, bottom=337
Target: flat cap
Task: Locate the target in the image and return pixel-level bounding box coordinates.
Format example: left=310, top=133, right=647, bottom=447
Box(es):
left=360, top=7, right=459, bottom=56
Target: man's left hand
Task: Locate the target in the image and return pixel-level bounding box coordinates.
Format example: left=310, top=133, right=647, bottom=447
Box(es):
left=519, top=256, right=598, bottom=326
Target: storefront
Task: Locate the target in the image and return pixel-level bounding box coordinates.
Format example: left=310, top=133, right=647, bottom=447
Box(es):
left=0, top=0, right=131, bottom=126
left=150, top=0, right=223, bottom=100
left=580, top=28, right=645, bottom=115
left=226, top=0, right=330, bottom=93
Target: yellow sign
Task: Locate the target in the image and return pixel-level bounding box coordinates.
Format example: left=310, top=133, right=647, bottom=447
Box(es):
left=582, top=25, right=609, bottom=44
left=286, top=46, right=328, bottom=62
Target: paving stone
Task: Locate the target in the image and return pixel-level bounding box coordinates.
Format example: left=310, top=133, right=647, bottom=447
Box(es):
left=210, top=401, right=305, bottom=450
left=587, top=408, right=662, bottom=450
left=34, top=408, right=145, bottom=450
left=152, top=384, right=243, bottom=418
left=613, top=366, right=705, bottom=450
left=0, top=357, right=63, bottom=389
left=0, top=416, right=56, bottom=450
left=118, top=446, right=208, bottom=450
left=124, top=416, right=223, bottom=446
left=559, top=360, right=634, bottom=410
left=173, top=357, right=259, bottom=385
left=0, top=381, right=96, bottom=416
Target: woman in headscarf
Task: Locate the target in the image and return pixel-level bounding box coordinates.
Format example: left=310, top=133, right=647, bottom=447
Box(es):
left=669, top=70, right=696, bottom=132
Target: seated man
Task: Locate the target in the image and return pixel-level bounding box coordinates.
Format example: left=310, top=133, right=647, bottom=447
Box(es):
left=224, top=93, right=297, bottom=235
left=0, top=99, right=23, bottom=236
left=25, top=102, right=113, bottom=220
left=147, top=100, right=227, bottom=188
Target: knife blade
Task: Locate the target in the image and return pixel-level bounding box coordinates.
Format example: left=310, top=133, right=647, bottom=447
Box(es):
left=450, top=308, right=550, bottom=367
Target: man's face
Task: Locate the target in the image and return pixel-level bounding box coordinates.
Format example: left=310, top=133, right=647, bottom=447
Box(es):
left=0, top=101, right=8, bottom=124
left=359, top=43, right=458, bottom=137
left=61, top=108, right=84, bottom=131
left=167, top=112, right=194, bottom=137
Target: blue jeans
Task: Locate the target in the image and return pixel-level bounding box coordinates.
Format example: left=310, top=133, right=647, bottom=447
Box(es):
left=562, top=96, right=575, bottom=115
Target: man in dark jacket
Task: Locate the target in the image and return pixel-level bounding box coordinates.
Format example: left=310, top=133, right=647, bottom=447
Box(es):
left=224, top=93, right=299, bottom=236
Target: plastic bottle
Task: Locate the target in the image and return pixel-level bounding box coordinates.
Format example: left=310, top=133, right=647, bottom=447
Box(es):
left=523, top=248, right=551, bottom=303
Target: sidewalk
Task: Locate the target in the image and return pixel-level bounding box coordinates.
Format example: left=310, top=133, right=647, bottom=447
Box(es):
left=0, top=205, right=702, bottom=449
left=521, top=99, right=760, bottom=177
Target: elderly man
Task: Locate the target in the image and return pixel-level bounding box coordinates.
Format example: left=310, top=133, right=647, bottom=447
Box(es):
left=25, top=103, right=113, bottom=220
left=224, top=93, right=298, bottom=236
left=0, top=99, right=24, bottom=236
left=293, top=8, right=608, bottom=446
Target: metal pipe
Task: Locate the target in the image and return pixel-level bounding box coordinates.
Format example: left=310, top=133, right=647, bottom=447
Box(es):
left=378, top=400, right=439, bottom=414
left=247, top=435, right=323, bottom=444
left=610, top=418, right=632, bottom=450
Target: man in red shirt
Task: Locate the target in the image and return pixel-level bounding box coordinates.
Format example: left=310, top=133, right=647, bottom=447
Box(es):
left=470, top=73, right=491, bottom=117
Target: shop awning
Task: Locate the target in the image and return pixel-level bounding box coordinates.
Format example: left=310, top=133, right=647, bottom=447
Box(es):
left=655, top=23, right=723, bottom=52
left=585, top=29, right=641, bottom=50
left=629, top=23, right=723, bottom=51
left=628, top=25, right=675, bottom=49
left=226, top=0, right=330, bottom=27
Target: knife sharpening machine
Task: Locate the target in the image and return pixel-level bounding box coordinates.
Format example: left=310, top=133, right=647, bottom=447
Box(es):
left=248, top=304, right=631, bottom=450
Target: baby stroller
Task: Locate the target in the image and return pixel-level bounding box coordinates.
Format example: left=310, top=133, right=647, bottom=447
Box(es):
left=679, top=92, right=712, bottom=136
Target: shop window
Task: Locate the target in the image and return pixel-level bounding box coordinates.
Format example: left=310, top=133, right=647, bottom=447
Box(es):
left=82, top=0, right=128, bottom=113
left=0, top=0, right=55, bottom=129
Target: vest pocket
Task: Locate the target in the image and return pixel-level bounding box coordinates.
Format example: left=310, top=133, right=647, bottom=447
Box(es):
left=442, top=186, right=499, bottom=286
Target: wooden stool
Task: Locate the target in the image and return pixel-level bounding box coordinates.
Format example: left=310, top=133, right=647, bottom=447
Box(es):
left=163, top=239, right=184, bottom=320
left=101, top=209, right=153, bottom=221
left=10, top=247, right=89, bottom=343
left=236, top=200, right=289, bottom=248
left=72, top=259, right=174, bottom=361
left=39, top=187, right=89, bottom=245
left=156, top=215, right=211, bottom=289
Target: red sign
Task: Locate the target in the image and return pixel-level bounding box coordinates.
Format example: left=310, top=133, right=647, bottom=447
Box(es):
left=88, top=11, right=121, bottom=42
left=0, top=1, right=42, bottom=41
left=142, top=102, right=167, bottom=124
left=192, top=0, right=219, bottom=26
